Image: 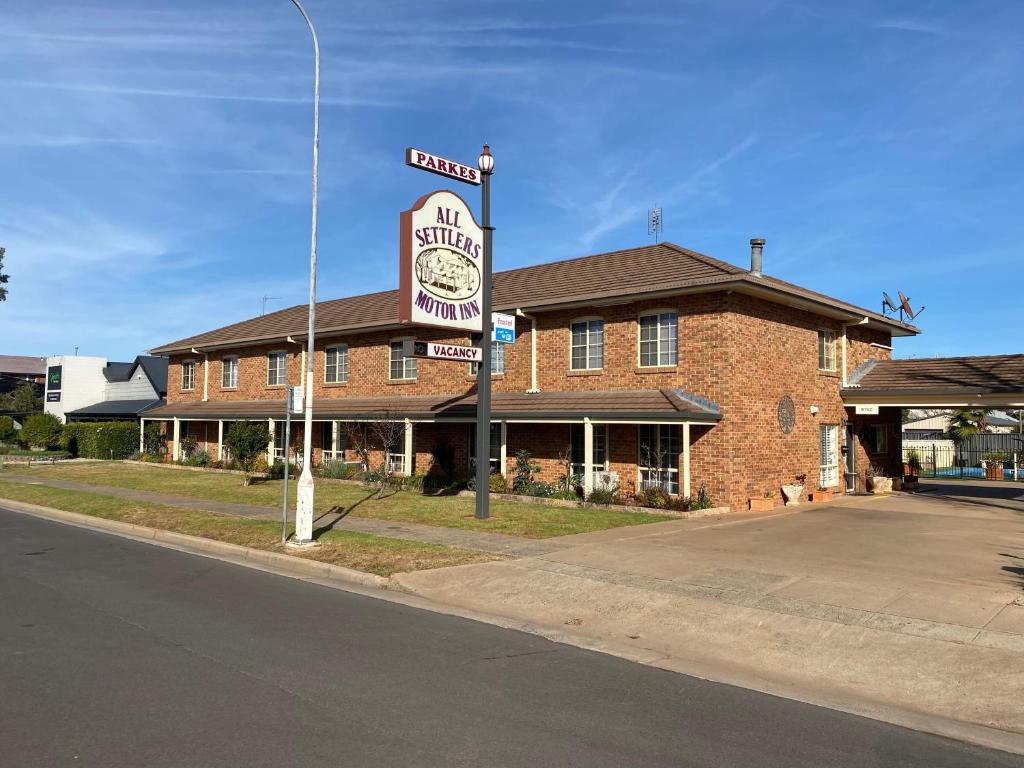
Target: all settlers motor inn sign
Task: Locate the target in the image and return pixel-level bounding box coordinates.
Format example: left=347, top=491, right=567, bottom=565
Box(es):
left=399, top=189, right=485, bottom=332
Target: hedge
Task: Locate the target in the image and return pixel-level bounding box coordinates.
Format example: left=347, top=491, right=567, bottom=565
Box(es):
left=62, top=421, right=140, bottom=459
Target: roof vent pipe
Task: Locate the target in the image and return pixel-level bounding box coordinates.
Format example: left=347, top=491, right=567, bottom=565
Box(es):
left=749, top=238, right=765, bottom=277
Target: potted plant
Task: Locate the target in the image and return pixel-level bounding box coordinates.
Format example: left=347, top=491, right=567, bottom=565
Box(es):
left=867, top=463, right=892, bottom=494
left=749, top=491, right=775, bottom=512
left=902, top=449, right=921, bottom=491
left=811, top=487, right=833, bottom=503
left=781, top=474, right=806, bottom=506
left=982, top=451, right=1009, bottom=481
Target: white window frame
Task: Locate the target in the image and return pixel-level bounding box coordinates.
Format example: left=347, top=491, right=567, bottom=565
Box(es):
left=638, top=424, right=680, bottom=494
left=180, top=360, right=196, bottom=391
left=865, top=424, right=888, bottom=455
left=325, top=344, right=349, bottom=384
left=818, top=329, right=837, bottom=372
left=820, top=424, right=840, bottom=488
left=570, top=317, right=604, bottom=370
left=468, top=423, right=503, bottom=475
left=267, top=351, right=287, bottom=387
left=638, top=310, right=678, bottom=368
left=470, top=340, right=505, bottom=376
left=221, top=356, right=238, bottom=389
left=389, top=339, right=417, bottom=381
left=320, top=421, right=349, bottom=463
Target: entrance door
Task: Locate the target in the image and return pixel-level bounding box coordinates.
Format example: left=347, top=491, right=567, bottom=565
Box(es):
left=844, top=423, right=856, bottom=491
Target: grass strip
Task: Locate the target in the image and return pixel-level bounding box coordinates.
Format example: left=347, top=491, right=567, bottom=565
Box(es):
left=1, top=462, right=670, bottom=539
left=0, top=479, right=498, bottom=577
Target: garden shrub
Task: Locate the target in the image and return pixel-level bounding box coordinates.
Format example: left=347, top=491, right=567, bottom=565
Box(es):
left=511, top=450, right=540, bottom=494
left=139, top=452, right=163, bottom=463
left=21, top=413, right=64, bottom=450
left=61, top=421, right=139, bottom=459
left=224, top=421, right=272, bottom=484
left=319, top=459, right=360, bottom=480
left=528, top=481, right=555, bottom=498
left=489, top=473, right=509, bottom=494
left=0, top=415, right=17, bottom=443
left=636, top=485, right=671, bottom=509
left=178, top=435, right=199, bottom=459
left=185, top=448, right=211, bottom=467
left=586, top=487, right=618, bottom=506
left=143, top=422, right=165, bottom=456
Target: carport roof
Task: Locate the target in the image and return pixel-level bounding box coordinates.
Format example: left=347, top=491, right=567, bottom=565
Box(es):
left=144, top=388, right=722, bottom=423
left=843, top=354, right=1024, bottom=407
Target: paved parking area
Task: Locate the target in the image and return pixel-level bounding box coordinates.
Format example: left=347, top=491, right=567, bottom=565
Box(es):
left=397, top=479, right=1024, bottom=741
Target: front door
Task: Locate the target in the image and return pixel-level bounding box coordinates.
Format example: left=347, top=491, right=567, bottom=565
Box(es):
left=844, top=423, right=856, bottom=492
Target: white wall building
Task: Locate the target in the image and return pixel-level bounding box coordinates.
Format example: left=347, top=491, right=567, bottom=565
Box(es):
left=44, top=355, right=167, bottom=423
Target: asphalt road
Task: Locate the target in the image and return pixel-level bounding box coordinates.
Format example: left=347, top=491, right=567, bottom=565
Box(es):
left=1, top=506, right=1020, bottom=768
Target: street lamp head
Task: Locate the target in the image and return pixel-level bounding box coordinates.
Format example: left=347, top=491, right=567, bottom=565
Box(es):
left=478, top=144, right=494, bottom=174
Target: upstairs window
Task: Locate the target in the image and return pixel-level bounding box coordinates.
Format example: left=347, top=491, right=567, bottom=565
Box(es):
left=180, top=360, right=196, bottom=391
left=639, top=311, right=678, bottom=367
left=221, top=357, right=238, bottom=389
left=325, top=345, right=348, bottom=383
left=470, top=339, right=505, bottom=375
left=267, top=351, right=287, bottom=386
left=571, top=319, right=604, bottom=370
left=389, top=341, right=417, bottom=380
left=818, top=330, right=837, bottom=372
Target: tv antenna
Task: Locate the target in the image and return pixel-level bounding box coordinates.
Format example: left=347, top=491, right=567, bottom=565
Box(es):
left=261, top=295, right=280, bottom=316
left=648, top=206, right=663, bottom=243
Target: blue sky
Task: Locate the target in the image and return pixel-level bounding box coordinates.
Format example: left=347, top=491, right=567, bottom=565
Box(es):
left=1, top=0, right=1021, bottom=361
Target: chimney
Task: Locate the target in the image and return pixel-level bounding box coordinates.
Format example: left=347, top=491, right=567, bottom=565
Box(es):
left=749, top=238, right=765, bottom=276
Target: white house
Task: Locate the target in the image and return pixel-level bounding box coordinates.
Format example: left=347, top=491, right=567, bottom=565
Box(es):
left=44, top=355, right=167, bottom=423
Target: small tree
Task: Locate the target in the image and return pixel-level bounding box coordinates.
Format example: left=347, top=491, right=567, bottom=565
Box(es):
left=511, top=450, right=540, bottom=494
left=0, top=382, right=41, bottom=414
left=368, top=416, right=406, bottom=497
left=224, top=421, right=271, bottom=486
left=21, top=412, right=63, bottom=450
left=0, top=415, right=17, bottom=443
left=143, top=422, right=166, bottom=456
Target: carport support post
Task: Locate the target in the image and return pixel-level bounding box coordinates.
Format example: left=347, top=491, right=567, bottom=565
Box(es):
left=403, top=418, right=413, bottom=477
left=139, top=418, right=145, bottom=456
left=682, top=422, right=691, bottom=499
left=172, top=418, right=181, bottom=462
left=217, top=420, right=224, bottom=461
left=583, top=417, right=594, bottom=496
left=267, top=418, right=275, bottom=463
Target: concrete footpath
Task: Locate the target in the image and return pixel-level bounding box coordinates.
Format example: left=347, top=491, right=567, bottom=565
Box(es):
left=394, top=484, right=1024, bottom=751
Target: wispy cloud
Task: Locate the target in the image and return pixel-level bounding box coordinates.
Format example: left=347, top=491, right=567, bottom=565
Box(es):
left=873, top=18, right=945, bottom=35
left=0, top=134, right=162, bottom=148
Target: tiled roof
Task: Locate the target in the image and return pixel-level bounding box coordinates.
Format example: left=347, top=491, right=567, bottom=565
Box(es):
left=144, top=388, right=722, bottom=423
left=845, top=355, right=1024, bottom=394
left=151, top=242, right=918, bottom=353
left=0, top=355, right=46, bottom=376
left=65, top=398, right=166, bottom=418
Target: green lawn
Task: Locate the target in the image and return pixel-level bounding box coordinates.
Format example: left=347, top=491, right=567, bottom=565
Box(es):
left=0, top=479, right=496, bottom=577
left=0, top=462, right=670, bottom=538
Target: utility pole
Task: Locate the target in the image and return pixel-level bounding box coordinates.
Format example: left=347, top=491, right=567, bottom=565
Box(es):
left=289, top=0, right=320, bottom=547
left=474, top=145, right=495, bottom=520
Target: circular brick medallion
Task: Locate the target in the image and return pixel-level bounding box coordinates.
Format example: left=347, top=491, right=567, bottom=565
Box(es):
left=778, top=395, right=796, bottom=434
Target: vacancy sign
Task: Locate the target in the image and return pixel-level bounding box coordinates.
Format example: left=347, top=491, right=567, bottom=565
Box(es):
left=400, top=189, right=484, bottom=332
left=404, top=340, right=483, bottom=363
left=405, top=148, right=481, bottom=186
left=492, top=312, right=515, bottom=343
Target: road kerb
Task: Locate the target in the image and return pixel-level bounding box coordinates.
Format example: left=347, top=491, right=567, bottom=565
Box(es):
left=1, top=497, right=391, bottom=591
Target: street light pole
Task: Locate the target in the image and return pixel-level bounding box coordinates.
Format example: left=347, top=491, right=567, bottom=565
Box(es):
left=474, top=145, right=495, bottom=520
left=290, top=0, right=320, bottom=546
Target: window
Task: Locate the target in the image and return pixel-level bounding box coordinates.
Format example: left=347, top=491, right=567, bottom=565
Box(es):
left=221, top=357, right=238, bottom=389
left=267, top=351, right=287, bottom=386
left=180, top=360, right=195, bottom=391
left=321, top=421, right=349, bottom=462
left=863, top=424, right=888, bottom=455
left=325, top=345, right=348, bottom=383
left=818, top=330, right=837, bottom=372
left=638, top=424, right=680, bottom=494
left=639, top=312, right=678, bottom=367
left=272, top=421, right=286, bottom=462
left=468, top=423, right=502, bottom=474
left=386, top=430, right=406, bottom=475
left=570, top=319, right=604, bottom=370
left=820, top=424, right=840, bottom=488
left=389, top=341, right=417, bottom=380
left=570, top=424, right=608, bottom=477
left=470, top=340, right=505, bottom=375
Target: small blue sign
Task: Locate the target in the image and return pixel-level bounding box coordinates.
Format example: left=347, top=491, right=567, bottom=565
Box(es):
left=494, top=327, right=515, bottom=344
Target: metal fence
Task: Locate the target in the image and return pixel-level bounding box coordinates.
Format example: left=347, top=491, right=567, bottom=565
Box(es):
left=903, top=433, right=1024, bottom=480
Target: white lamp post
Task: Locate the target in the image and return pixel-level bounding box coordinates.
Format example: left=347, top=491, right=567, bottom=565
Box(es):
left=290, top=0, right=320, bottom=547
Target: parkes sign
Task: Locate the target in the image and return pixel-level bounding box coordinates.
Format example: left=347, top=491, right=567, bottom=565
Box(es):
left=400, top=189, right=484, bottom=332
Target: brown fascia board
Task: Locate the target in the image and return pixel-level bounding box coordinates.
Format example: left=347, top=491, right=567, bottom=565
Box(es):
left=151, top=274, right=917, bottom=355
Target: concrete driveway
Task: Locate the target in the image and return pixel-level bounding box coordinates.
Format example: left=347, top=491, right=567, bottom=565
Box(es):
left=396, top=479, right=1024, bottom=749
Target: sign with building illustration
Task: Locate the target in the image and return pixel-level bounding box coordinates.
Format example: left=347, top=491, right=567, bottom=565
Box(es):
left=400, top=190, right=484, bottom=332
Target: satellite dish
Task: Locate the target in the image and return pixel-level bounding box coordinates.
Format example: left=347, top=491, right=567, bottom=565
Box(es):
left=898, top=291, right=915, bottom=320
left=882, top=292, right=898, bottom=314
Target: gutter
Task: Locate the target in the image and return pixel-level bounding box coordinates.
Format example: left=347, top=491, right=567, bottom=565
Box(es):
left=839, top=317, right=869, bottom=387
left=190, top=347, right=208, bottom=402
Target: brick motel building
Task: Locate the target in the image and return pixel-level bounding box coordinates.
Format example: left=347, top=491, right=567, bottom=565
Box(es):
left=145, top=241, right=921, bottom=511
